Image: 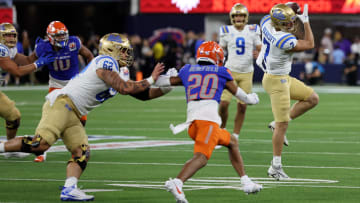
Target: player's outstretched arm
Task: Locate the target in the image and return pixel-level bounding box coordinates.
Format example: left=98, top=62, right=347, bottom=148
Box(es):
left=0, top=57, right=37, bottom=77
left=97, top=62, right=164, bottom=95
left=291, top=4, right=314, bottom=52
left=225, top=80, right=259, bottom=105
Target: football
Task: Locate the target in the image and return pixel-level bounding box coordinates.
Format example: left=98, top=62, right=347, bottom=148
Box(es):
left=285, top=2, right=301, bottom=14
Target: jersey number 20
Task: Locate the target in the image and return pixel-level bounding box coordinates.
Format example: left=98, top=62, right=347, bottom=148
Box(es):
left=187, top=74, right=218, bottom=101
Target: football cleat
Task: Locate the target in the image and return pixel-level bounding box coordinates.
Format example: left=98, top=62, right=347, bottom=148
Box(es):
left=165, top=178, right=188, bottom=203
left=34, top=153, right=47, bottom=162
left=267, top=161, right=290, bottom=181
left=242, top=181, right=263, bottom=195
left=60, top=185, right=94, bottom=201
left=3, top=152, right=30, bottom=159
left=268, top=121, right=289, bottom=146
left=240, top=175, right=263, bottom=195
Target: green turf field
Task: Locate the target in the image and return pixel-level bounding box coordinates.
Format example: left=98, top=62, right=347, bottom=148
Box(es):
left=0, top=86, right=359, bottom=202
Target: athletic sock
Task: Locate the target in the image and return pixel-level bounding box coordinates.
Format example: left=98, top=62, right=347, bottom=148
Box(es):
left=273, top=156, right=282, bottom=166
left=64, top=177, right=78, bottom=187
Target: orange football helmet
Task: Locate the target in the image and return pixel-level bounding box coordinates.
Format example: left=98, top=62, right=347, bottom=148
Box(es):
left=196, top=41, right=225, bottom=66
left=46, top=21, right=69, bottom=48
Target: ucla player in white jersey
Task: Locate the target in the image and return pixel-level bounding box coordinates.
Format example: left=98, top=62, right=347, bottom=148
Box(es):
left=218, top=3, right=261, bottom=140
left=256, top=4, right=319, bottom=180
left=0, top=33, right=167, bottom=201
left=0, top=23, right=54, bottom=158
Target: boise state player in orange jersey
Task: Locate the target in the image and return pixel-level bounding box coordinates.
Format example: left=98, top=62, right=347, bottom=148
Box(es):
left=27, top=21, right=94, bottom=162
left=155, top=41, right=262, bottom=202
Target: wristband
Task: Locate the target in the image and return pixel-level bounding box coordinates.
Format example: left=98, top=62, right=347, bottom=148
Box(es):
left=146, top=76, right=154, bottom=85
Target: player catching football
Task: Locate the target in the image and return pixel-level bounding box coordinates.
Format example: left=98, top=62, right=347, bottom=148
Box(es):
left=256, top=4, right=319, bottom=180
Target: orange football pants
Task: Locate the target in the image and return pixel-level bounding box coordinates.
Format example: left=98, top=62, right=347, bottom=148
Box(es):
left=188, top=120, right=231, bottom=159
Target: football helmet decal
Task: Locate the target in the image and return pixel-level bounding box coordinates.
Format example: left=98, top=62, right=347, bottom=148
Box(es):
left=47, top=21, right=69, bottom=48
left=99, top=33, right=134, bottom=67
left=270, top=4, right=296, bottom=32
left=0, top=23, right=18, bottom=48
left=229, top=3, right=249, bottom=27
left=196, top=41, right=225, bottom=66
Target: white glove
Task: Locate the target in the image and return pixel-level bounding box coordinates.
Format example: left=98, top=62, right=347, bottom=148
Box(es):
left=245, top=93, right=259, bottom=105
left=166, top=67, right=178, bottom=76
left=297, top=4, right=309, bottom=23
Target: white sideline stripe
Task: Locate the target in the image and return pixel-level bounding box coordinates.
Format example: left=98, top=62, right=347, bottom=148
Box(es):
left=1, top=160, right=359, bottom=170
left=2, top=177, right=359, bottom=190
left=46, top=140, right=193, bottom=152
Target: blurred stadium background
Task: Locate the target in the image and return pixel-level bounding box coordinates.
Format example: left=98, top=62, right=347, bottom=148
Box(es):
left=0, top=0, right=360, bottom=85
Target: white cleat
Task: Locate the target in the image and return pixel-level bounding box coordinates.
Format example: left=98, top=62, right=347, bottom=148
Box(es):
left=60, top=185, right=94, bottom=201
left=241, top=175, right=263, bottom=195
left=165, top=178, right=188, bottom=203
left=267, top=161, right=290, bottom=181
left=3, top=152, right=31, bottom=159
left=268, top=121, right=289, bottom=146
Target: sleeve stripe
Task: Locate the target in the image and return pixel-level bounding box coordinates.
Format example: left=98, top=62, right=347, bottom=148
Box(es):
left=260, top=15, right=271, bottom=28
left=221, top=26, right=226, bottom=34
left=276, top=34, right=293, bottom=48
left=280, top=37, right=296, bottom=49
left=221, top=26, right=229, bottom=34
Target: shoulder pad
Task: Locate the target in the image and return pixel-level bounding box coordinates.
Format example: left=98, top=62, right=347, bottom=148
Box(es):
left=95, top=55, right=119, bottom=72
left=276, top=33, right=297, bottom=49
left=260, top=15, right=271, bottom=28
left=220, top=25, right=230, bottom=34
left=248, top=24, right=259, bottom=32
left=0, top=44, right=10, bottom=57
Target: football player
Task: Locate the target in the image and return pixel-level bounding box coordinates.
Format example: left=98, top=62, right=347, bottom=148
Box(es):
left=155, top=41, right=262, bottom=202
left=27, top=21, right=94, bottom=162
left=0, top=22, right=54, bottom=158
left=0, top=33, right=167, bottom=201
left=256, top=4, right=319, bottom=180
left=218, top=3, right=262, bottom=141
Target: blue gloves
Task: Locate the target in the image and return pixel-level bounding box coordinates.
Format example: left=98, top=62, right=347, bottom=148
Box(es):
left=34, top=54, right=56, bottom=69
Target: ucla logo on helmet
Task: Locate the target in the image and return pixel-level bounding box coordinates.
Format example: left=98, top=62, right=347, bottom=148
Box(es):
left=273, top=9, right=286, bottom=20
left=108, top=34, right=123, bottom=43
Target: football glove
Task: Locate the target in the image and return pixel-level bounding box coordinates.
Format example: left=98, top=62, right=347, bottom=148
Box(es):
left=34, top=54, right=56, bottom=69
left=245, top=93, right=260, bottom=105
left=297, top=4, right=309, bottom=23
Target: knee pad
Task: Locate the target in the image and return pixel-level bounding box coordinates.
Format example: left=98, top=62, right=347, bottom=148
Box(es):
left=68, top=144, right=89, bottom=171
left=20, top=135, right=42, bottom=155
left=6, top=118, right=20, bottom=129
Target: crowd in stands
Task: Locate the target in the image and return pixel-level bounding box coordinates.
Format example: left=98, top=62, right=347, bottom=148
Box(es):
left=3, top=27, right=360, bottom=86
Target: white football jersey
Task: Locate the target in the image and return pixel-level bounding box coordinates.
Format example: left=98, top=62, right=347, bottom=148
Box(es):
left=46, top=55, right=130, bottom=116
left=219, top=24, right=261, bottom=73
left=0, top=43, right=17, bottom=59
left=256, top=15, right=298, bottom=75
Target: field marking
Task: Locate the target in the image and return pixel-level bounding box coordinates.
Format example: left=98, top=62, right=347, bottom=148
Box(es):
left=2, top=177, right=359, bottom=191
left=1, top=159, right=360, bottom=171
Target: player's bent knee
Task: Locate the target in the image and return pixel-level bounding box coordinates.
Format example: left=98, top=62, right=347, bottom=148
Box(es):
left=6, top=118, right=20, bottom=129
left=20, top=135, right=49, bottom=155
left=68, top=144, right=90, bottom=171
left=310, top=92, right=319, bottom=106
